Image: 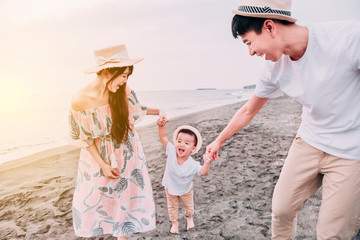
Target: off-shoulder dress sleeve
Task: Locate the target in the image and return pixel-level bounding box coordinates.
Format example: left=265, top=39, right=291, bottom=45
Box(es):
left=68, top=104, right=113, bottom=148
left=68, top=110, right=95, bottom=148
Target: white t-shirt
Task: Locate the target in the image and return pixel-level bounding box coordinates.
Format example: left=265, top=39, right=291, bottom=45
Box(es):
left=255, top=21, right=360, bottom=160
left=162, top=143, right=202, bottom=196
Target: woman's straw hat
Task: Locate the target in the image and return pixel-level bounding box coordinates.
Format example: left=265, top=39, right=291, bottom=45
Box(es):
left=173, top=125, right=202, bottom=155
left=232, top=0, right=297, bottom=23
left=84, top=45, right=143, bottom=74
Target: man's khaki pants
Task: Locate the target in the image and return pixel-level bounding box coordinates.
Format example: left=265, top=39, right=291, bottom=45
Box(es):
left=272, top=136, right=360, bottom=239
left=165, top=186, right=194, bottom=222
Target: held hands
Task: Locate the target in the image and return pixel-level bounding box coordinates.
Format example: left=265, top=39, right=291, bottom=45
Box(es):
left=203, top=154, right=214, bottom=164
left=204, top=139, right=223, bottom=161
left=157, top=116, right=169, bottom=126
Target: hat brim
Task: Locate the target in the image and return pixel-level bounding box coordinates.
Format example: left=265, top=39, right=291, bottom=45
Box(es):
left=83, top=58, right=143, bottom=74
left=172, top=125, right=202, bottom=155
left=232, top=9, right=297, bottom=23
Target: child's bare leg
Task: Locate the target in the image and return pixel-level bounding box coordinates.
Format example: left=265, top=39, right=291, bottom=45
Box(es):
left=186, top=216, right=195, bottom=230
left=170, top=220, right=179, bottom=234
left=117, top=236, right=126, bottom=240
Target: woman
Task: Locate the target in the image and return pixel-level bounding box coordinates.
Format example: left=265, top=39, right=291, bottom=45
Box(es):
left=68, top=45, right=163, bottom=239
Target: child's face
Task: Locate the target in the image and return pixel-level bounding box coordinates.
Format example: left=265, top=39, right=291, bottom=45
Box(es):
left=175, top=132, right=196, bottom=158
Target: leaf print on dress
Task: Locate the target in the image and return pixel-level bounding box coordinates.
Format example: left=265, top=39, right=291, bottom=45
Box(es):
left=98, top=187, right=108, bottom=193
left=125, top=137, right=134, bottom=157
left=100, top=145, right=107, bottom=162
left=69, top=113, right=80, bottom=140
left=83, top=171, right=91, bottom=181
left=141, top=218, right=149, bottom=226
left=133, top=114, right=140, bottom=122
left=131, top=169, right=145, bottom=190
left=97, top=208, right=108, bottom=217
left=81, top=126, right=92, bottom=137
left=91, top=227, right=104, bottom=236
left=121, top=222, right=136, bottom=235
left=105, top=115, right=112, bottom=133
left=131, top=91, right=140, bottom=103
left=113, top=222, right=120, bottom=232
left=128, top=97, right=135, bottom=106
left=114, top=178, right=128, bottom=194
left=92, top=112, right=102, bottom=130
left=72, top=206, right=82, bottom=230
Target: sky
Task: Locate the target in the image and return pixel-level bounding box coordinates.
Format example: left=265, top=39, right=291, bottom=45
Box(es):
left=0, top=0, right=359, bottom=95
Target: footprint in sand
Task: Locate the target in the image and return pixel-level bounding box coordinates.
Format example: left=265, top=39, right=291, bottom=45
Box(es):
left=40, top=176, right=61, bottom=185
left=54, top=188, right=74, bottom=212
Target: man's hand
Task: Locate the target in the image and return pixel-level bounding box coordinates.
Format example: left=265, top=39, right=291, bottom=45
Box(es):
left=205, top=139, right=223, bottom=161
left=203, top=154, right=214, bottom=164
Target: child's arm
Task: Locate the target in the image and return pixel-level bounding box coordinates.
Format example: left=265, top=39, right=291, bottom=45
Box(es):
left=157, top=117, right=169, bottom=148
left=199, top=155, right=213, bottom=175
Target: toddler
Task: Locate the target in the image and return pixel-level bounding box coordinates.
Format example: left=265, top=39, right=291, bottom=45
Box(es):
left=157, top=117, right=213, bottom=234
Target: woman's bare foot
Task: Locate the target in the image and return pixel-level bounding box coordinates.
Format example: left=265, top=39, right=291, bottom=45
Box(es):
left=117, top=236, right=126, bottom=240
left=186, top=217, right=195, bottom=230
left=170, top=221, right=179, bottom=234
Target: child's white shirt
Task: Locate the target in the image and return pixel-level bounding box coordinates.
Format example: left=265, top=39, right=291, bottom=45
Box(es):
left=162, top=142, right=202, bottom=196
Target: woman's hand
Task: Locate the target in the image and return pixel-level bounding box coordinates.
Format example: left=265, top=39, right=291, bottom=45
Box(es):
left=157, top=116, right=168, bottom=126
left=102, top=164, right=120, bottom=179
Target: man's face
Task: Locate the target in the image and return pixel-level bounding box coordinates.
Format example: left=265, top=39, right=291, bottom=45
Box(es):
left=241, top=29, right=282, bottom=62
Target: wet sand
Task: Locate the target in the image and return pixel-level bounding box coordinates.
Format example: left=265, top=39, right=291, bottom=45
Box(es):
left=2, top=96, right=357, bottom=239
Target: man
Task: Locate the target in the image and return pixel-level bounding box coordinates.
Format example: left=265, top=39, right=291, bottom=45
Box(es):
left=205, top=0, right=360, bottom=239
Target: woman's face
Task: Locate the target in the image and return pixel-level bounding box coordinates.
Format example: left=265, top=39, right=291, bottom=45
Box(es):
left=107, top=67, right=131, bottom=93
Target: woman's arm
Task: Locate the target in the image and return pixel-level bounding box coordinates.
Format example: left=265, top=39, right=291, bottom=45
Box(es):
left=146, top=107, right=166, bottom=117
left=206, top=94, right=269, bottom=160
left=86, top=143, right=120, bottom=179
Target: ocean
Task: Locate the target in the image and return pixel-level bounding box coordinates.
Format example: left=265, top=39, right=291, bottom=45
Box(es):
left=0, top=88, right=254, bottom=165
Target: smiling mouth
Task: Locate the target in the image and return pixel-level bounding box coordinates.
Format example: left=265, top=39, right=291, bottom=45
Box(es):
left=178, top=148, right=185, bottom=154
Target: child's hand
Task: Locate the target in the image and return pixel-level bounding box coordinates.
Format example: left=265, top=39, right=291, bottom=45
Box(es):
left=156, top=116, right=168, bottom=126
left=203, top=154, right=213, bottom=164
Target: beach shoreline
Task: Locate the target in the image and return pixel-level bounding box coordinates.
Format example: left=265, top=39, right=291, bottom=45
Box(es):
left=0, top=96, right=337, bottom=239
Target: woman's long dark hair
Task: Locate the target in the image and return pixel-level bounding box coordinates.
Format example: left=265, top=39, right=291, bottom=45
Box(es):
left=99, top=66, right=134, bottom=144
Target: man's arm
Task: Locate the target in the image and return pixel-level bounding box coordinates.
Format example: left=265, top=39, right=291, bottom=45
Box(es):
left=206, top=94, right=269, bottom=160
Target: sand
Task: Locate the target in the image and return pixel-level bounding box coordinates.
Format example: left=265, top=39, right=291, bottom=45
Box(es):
left=1, top=96, right=359, bottom=240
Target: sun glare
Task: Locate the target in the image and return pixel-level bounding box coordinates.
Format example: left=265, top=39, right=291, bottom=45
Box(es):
left=0, top=76, right=34, bottom=113
left=5, top=0, right=117, bottom=24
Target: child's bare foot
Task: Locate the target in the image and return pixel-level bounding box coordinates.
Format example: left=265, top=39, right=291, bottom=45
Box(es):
left=170, top=221, right=179, bottom=234
left=186, top=217, right=195, bottom=230
left=117, top=236, right=126, bottom=240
